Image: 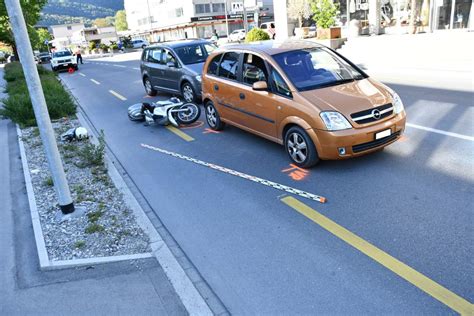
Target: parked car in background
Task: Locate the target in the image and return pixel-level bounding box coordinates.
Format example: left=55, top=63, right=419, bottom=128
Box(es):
left=260, top=22, right=276, bottom=39
left=132, top=39, right=149, bottom=49
left=36, top=52, right=51, bottom=64
left=50, top=50, right=78, bottom=71
left=228, top=29, right=246, bottom=42
left=201, top=41, right=406, bottom=167
left=140, top=39, right=217, bottom=103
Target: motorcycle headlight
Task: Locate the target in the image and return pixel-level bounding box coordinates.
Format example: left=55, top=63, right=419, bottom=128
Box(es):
left=195, top=75, right=201, bottom=82
left=392, top=92, right=404, bottom=114
left=320, top=111, right=352, bottom=131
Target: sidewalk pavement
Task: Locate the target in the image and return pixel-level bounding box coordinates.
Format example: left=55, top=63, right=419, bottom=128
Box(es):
left=0, top=64, right=188, bottom=315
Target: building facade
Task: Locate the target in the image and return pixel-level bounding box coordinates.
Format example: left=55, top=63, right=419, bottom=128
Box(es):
left=273, top=0, right=472, bottom=41
left=49, top=23, right=118, bottom=49
left=124, top=0, right=274, bottom=41
left=49, top=23, right=85, bottom=48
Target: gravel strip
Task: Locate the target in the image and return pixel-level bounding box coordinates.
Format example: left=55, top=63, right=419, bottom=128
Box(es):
left=21, top=118, right=150, bottom=261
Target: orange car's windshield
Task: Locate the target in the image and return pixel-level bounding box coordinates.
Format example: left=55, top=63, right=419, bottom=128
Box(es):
left=273, top=48, right=365, bottom=91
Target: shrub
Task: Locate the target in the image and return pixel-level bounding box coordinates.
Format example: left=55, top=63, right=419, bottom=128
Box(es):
left=77, top=130, right=106, bottom=167
left=245, top=28, right=270, bottom=43
left=74, top=240, right=86, bottom=248
left=110, top=43, right=118, bottom=50
left=0, top=62, right=76, bottom=127
left=99, top=43, right=109, bottom=50
left=88, top=41, right=97, bottom=50
left=311, top=0, right=339, bottom=29
left=85, top=223, right=105, bottom=234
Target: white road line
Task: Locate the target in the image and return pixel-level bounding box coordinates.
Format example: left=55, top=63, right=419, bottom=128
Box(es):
left=141, top=144, right=327, bottom=203
left=407, top=123, right=474, bottom=141
left=90, top=79, right=100, bottom=85
left=114, top=65, right=127, bottom=68
left=78, top=73, right=86, bottom=77
left=133, top=67, right=140, bottom=70
left=109, top=90, right=127, bottom=101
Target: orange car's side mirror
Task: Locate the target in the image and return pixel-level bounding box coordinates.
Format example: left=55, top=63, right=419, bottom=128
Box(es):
left=252, top=81, right=268, bottom=91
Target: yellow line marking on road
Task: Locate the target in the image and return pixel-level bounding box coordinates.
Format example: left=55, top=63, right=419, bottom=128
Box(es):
left=165, top=126, right=194, bottom=142
left=108, top=90, right=127, bottom=101
left=78, top=73, right=86, bottom=77
left=281, top=196, right=473, bottom=315
left=90, top=79, right=100, bottom=85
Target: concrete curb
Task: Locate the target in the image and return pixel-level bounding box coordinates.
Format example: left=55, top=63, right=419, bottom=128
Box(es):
left=16, top=125, right=155, bottom=271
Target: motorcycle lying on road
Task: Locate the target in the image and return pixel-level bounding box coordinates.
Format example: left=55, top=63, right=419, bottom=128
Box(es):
left=128, top=97, right=200, bottom=127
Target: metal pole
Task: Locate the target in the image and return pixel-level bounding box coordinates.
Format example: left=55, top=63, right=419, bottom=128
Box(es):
left=5, top=0, right=75, bottom=214
left=225, top=0, right=230, bottom=39
left=243, top=5, right=248, bottom=32
left=146, top=0, right=153, bottom=41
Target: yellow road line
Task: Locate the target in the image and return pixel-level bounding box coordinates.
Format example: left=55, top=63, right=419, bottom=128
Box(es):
left=108, top=90, right=127, bottom=101
left=78, top=73, right=86, bottom=77
left=165, top=126, right=194, bottom=142
left=281, top=196, right=473, bottom=315
left=90, top=79, right=100, bottom=85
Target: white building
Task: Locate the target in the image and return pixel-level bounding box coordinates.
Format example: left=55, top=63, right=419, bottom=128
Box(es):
left=124, top=0, right=274, bottom=42
left=49, top=23, right=118, bottom=49
left=49, top=23, right=85, bottom=48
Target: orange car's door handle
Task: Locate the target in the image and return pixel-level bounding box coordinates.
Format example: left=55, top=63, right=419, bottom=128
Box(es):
left=239, top=93, right=245, bottom=100
left=214, top=84, right=219, bottom=91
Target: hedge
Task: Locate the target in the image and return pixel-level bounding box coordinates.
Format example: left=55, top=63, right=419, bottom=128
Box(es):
left=0, top=62, right=76, bottom=127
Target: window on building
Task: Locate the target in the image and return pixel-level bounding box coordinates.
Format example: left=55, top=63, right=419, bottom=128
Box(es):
left=218, top=52, right=240, bottom=81
left=195, top=3, right=211, bottom=14
left=212, top=3, right=225, bottom=13
left=176, top=7, right=184, bottom=17
left=242, top=53, right=267, bottom=85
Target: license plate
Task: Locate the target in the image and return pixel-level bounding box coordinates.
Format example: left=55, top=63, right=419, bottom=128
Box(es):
left=375, top=129, right=391, bottom=140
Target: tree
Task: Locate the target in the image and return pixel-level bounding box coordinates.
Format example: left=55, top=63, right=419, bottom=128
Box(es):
left=287, top=0, right=312, bottom=28
left=311, top=0, right=338, bottom=29
left=0, top=0, right=48, bottom=55
left=93, top=17, right=111, bottom=27
left=114, top=10, right=128, bottom=31
left=36, top=28, right=52, bottom=51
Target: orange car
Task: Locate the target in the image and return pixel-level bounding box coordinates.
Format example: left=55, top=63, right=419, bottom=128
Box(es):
left=202, top=41, right=406, bottom=167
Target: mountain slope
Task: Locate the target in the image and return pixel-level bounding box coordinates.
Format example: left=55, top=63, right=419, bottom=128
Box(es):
left=38, top=0, right=124, bottom=27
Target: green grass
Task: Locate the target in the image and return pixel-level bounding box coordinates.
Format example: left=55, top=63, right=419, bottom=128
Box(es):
left=43, top=176, right=54, bottom=187
left=74, top=240, right=86, bottom=249
left=0, top=62, right=76, bottom=127
left=87, top=210, right=104, bottom=223
left=85, top=223, right=105, bottom=234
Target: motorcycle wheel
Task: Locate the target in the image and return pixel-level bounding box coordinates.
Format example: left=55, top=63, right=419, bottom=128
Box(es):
left=175, top=103, right=201, bottom=125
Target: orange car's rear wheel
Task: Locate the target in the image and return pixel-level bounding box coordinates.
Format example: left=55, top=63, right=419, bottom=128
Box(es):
left=205, top=101, right=225, bottom=130
left=285, top=126, right=319, bottom=168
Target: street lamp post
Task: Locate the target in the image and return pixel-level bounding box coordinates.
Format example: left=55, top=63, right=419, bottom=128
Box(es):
left=4, top=0, right=75, bottom=214
left=224, top=0, right=230, bottom=39
left=146, top=0, right=153, bottom=41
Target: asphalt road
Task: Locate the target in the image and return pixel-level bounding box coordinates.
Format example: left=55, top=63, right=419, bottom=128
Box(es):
left=58, top=55, right=473, bottom=314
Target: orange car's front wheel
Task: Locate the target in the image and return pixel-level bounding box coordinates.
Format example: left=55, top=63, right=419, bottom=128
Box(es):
left=285, top=126, right=319, bottom=168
